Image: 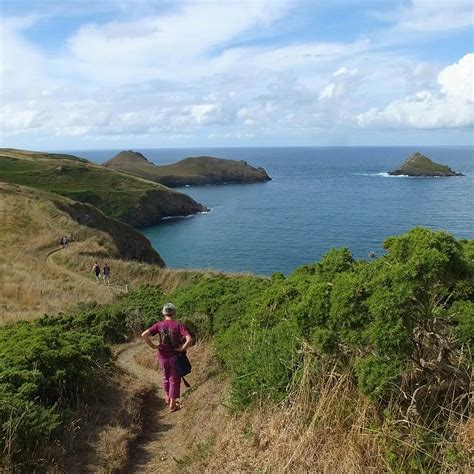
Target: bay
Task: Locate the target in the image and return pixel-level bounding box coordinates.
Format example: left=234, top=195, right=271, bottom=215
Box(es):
left=70, top=146, right=473, bottom=275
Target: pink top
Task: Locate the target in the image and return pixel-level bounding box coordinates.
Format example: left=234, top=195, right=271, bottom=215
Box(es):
left=148, top=319, right=190, bottom=359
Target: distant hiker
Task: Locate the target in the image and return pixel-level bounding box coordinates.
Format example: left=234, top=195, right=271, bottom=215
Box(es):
left=92, top=261, right=101, bottom=282
left=141, top=303, right=193, bottom=412
left=103, top=263, right=111, bottom=285
left=60, top=236, right=66, bottom=249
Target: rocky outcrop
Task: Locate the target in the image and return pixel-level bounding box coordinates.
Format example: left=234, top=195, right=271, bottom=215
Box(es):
left=388, top=153, right=464, bottom=177
left=57, top=200, right=166, bottom=265
left=104, top=150, right=152, bottom=166
left=121, top=188, right=209, bottom=227
left=104, top=151, right=271, bottom=187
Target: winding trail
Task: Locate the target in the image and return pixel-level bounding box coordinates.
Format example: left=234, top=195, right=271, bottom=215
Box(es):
left=114, top=339, right=225, bottom=473
left=46, top=245, right=225, bottom=471
left=46, top=245, right=125, bottom=294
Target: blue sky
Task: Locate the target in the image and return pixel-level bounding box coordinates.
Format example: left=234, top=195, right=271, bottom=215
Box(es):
left=0, top=0, right=473, bottom=149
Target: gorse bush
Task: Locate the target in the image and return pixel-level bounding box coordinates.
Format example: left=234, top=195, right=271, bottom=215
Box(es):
left=112, top=229, right=472, bottom=417
left=115, top=228, right=472, bottom=420
left=0, top=295, right=150, bottom=468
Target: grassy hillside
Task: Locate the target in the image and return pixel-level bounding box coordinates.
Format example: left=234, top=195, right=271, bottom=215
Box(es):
left=0, top=148, right=207, bottom=226
left=2, top=227, right=472, bottom=471
left=103, top=150, right=271, bottom=187
left=0, top=183, right=166, bottom=322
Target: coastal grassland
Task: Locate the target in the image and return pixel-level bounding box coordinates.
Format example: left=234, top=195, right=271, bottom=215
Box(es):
left=0, top=149, right=205, bottom=226
left=1, top=227, right=472, bottom=471
left=402, top=152, right=453, bottom=173
left=0, top=183, right=162, bottom=323
left=0, top=183, right=116, bottom=322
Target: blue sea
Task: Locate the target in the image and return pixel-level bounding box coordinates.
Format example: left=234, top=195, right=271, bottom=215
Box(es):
left=70, top=147, right=473, bottom=275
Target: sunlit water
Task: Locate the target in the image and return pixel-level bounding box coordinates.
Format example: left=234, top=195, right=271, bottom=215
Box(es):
left=72, top=147, right=474, bottom=275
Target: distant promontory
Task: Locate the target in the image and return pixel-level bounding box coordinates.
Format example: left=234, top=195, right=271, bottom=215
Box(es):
left=388, top=152, right=464, bottom=177
left=104, top=150, right=272, bottom=187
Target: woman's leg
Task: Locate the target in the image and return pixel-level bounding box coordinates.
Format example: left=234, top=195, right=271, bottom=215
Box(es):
left=168, top=357, right=181, bottom=410
left=159, top=358, right=171, bottom=403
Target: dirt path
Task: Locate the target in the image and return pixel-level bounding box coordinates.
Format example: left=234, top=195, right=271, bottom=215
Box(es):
left=114, top=339, right=226, bottom=473
left=46, top=245, right=124, bottom=294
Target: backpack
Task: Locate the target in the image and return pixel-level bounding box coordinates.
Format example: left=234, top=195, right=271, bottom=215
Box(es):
left=158, top=326, right=181, bottom=351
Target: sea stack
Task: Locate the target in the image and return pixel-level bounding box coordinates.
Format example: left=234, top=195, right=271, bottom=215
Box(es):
left=388, top=152, right=464, bottom=177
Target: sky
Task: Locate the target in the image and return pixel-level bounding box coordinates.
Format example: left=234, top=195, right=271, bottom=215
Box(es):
left=0, top=0, right=473, bottom=149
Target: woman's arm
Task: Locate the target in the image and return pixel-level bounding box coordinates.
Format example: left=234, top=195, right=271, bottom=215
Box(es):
left=141, top=329, right=159, bottom=350
left=177, top=334, right=193, bottom=352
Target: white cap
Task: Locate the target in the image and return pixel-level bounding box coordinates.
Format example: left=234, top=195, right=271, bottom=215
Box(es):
left=162, top=303, right=176, bottom=315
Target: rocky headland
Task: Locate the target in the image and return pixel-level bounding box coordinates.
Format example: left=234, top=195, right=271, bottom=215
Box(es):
left=103, top=150, right=271, bottom=187
left=388, top=152, right=464, bottom=177
left=0, top=148, right=208, bottom=228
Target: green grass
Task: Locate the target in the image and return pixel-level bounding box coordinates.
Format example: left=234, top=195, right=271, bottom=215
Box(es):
left=403, top=153, right=452, bottom=173
left=0, top=150, right=201, bottom=225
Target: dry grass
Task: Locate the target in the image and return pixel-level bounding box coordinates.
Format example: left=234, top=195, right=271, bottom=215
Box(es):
left=95, top=425, right=132, bottom=473
left=0, top=183, right=121, bottom=323
left=188, top=347, right=472, bottom=473
left=193, top=365, right=384, bottom=472
left=68, top=372, right=153, bottom=474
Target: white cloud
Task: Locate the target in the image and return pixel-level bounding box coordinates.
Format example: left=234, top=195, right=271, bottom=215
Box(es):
left=357, top=54, right=474, bottom=129
left=319, top=67, right=358, bottom=100
left=0, top=1, right=472, bottom=146
left=374, top=0, right=474, bottom=32
left=438, top=54, right=474, bottom=101
left=64, top=0, right=291, bottom=84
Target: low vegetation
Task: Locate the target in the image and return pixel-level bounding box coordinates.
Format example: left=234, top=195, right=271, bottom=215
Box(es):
left=1, top=227, right=472, bottom=471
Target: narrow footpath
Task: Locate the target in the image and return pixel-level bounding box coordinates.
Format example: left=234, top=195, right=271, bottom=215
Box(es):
left=46, top=245, right=124, bottom=294
left=114, top=339, right=226, bottom=473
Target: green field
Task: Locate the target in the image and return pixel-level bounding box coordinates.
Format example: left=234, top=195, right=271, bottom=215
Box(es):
left=0, top=149, right=205, bottom=226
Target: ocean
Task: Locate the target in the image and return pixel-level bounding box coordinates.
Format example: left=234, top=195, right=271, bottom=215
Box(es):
left=71, top=147, right=473, bottom=275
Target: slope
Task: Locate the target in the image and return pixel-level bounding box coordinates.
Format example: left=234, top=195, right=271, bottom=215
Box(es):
left=0, top=148, right=208, bottom=226
left=0, top=182, right=163, bottom=322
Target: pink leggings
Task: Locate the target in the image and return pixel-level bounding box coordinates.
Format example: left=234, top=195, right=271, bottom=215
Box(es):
left=158, top=356, right=181, bottom=400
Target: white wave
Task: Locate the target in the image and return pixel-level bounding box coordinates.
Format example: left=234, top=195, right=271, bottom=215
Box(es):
left=353, top=172, right=403, bottom=177
left=161, top=208, right=212, bottom=221
left=352, top=172, right=446, bottom=178
left=161, top=214, right=196, bottom=220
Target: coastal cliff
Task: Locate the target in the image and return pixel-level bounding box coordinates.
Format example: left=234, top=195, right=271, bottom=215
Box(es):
left=0, top=148, right=208, bottom=227
left=388, top=152, right=464, bottom=177
left=104, top=150, right=271, bottom=187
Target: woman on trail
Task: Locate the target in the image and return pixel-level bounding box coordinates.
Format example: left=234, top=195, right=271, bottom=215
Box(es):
left=92, top=261, right=101, bottom=282
left=103, top=263, right=110, bottom=285
left=141, top=303, right=192, bottom=412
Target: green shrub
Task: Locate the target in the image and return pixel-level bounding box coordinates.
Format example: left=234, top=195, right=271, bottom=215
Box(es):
left=355, top=355, right=402, bottom=399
